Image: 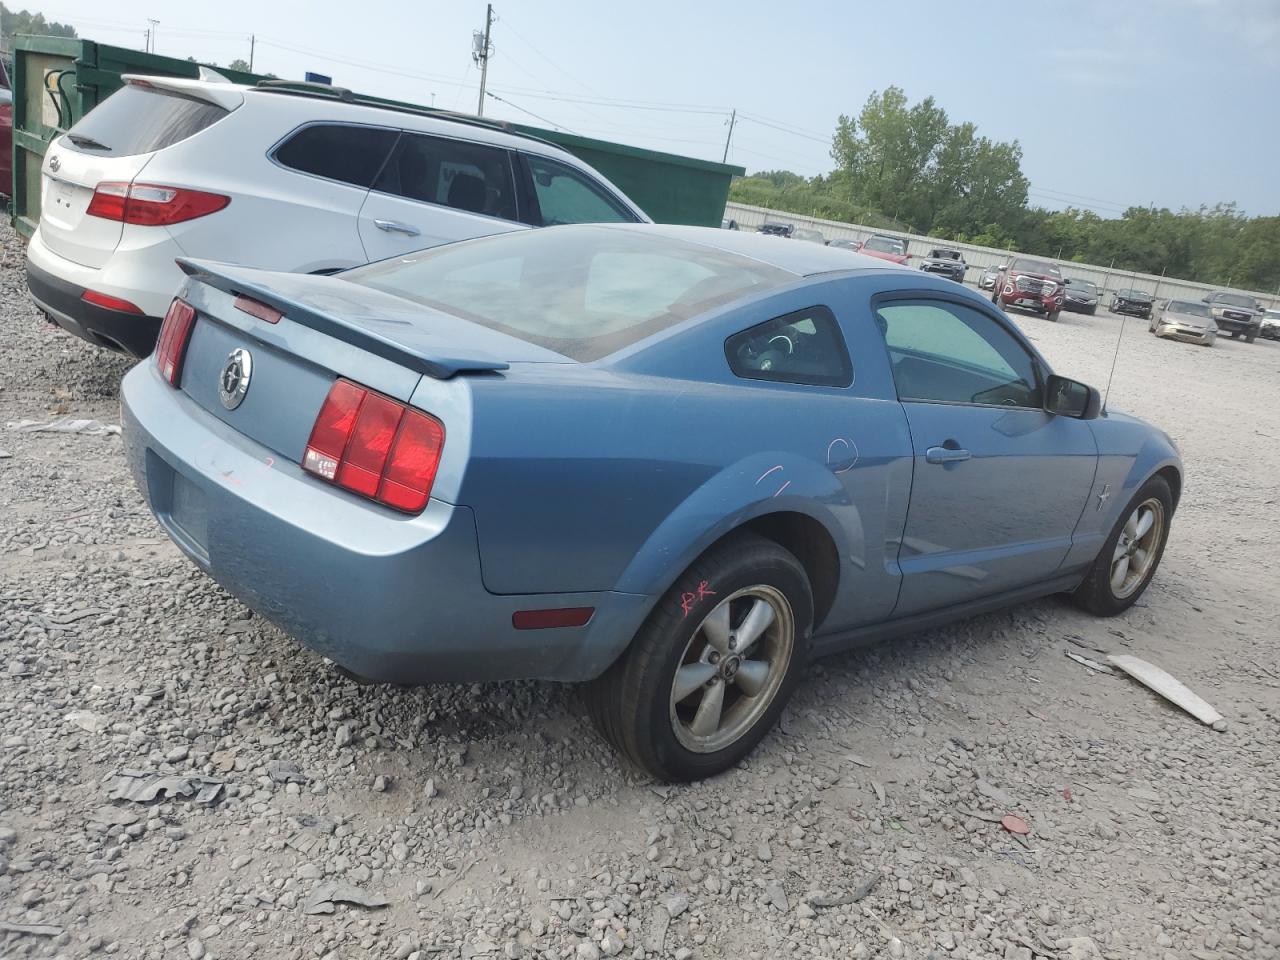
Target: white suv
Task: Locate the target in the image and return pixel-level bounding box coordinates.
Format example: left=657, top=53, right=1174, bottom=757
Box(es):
left=26, top=76, right=649, bottom=357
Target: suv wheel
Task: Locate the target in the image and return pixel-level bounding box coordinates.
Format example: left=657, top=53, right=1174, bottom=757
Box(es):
left=584, top=533, right=813, bottom=781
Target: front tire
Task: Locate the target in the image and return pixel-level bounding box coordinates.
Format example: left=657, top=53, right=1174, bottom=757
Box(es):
left=584, top=533, right=813, bottom=781
left=1047, top=310, right=1060, bottom=322
left=1073, top=475, right=1173, bottom=616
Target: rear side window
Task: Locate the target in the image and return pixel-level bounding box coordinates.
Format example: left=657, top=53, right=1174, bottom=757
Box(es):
left=522, top=154, right=636, bottom=226
left=63, top=85, right=229, bottom=158
left=373, top=132, right=516, bottom=220
left=726, top=306, right=853, bottom=387
left=274, top=124, right=399, bottom=188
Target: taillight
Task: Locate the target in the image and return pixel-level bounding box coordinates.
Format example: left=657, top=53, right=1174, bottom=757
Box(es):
left=86, top=181, right=230, bottom=226
left=154, top=298, right=196, bottom=386
left=303, top=379, right=444, bottom=514
left=233, top=295, right=283, bottom=324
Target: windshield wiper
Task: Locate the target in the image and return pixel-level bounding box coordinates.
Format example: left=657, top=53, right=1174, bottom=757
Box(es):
left=67, top=133, right=111, bottom=151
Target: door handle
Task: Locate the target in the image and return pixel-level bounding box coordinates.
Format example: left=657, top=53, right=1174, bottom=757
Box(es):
left=373, top=219, right=421, bottom=237
left=925, top=445, right=971, bottom=464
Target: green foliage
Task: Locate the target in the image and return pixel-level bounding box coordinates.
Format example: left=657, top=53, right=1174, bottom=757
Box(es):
left=728, top=84, right=1280, bottom=292
left=227, top=58, right=251, bottom=72
left=0, top=2, right=77, bottom=47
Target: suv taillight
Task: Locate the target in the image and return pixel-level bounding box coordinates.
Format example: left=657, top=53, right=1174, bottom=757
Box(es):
left=302, top=379, right=444, bottom=514
left=154, top=298, right=196, bottom=386
left=86, top=181, right=230, bottom=226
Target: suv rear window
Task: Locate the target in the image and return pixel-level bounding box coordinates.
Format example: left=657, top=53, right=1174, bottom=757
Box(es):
left=345, top=225, right=792, bottom=362
left=63, top=85, right=229, bottom=158
left=274, top=124, right=399, bottom=188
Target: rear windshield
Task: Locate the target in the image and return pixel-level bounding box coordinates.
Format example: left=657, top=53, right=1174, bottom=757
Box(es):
left=345, top=226, right=793, bottom=362
left=63, top=85, right=230, bottom=158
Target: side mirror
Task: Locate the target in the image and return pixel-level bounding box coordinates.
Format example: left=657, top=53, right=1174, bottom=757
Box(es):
left=1045, top=374, right=1101, bottom=420
left=1201, top=296, right=1211, bottom=303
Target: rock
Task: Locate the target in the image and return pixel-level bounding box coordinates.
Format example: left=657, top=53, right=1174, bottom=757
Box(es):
left=1058, top=937, right=1103, bottom=960
left=664, top=893, right=689, bottom=919
left=186, top=939, right=205, bottom=960
left=756, top=841, right=772, bottom=862
left=576, top=942, right=602, bottom=960
left=373, top=775, right=389, bottom=793
left=600, top=929, right=624, bottom=957
left=335, top=724, right=353, bottom=747
left=765, top=881, right=788, bottom=912
left=424, top=778, right=438, bottom=799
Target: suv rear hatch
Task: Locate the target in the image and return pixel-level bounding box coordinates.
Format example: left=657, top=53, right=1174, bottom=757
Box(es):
left=39, top=78, right=241, bottom=268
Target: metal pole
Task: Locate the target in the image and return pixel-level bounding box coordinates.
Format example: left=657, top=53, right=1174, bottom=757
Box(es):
left=476, top=4, right=493, bottom=117
left=249, top=34, right=255, bottom=72
left=1154, top=265, right=1167, bottom=299
left=722, top=108, right=736, bottom=164
left=147, top=19, right=159, bottom=53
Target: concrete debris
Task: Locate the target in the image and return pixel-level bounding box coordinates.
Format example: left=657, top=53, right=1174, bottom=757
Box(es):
left=266, top=759, right=310, bottom=784
left=302, top=882, right=390, bottom=915
left=65, top=709, right=110, bottom=733
left=806, top=872, right=881, bottom=908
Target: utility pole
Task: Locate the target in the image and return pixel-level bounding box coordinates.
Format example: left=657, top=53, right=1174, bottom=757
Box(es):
left=147, top=19, right=159, bottom=53
left=722, top=108, right=736, bottom=163
left=143, top=28, right=150, bottom=53
left=473, top=4, right=494, bottom=117
left=249, top=34, right=255, bottom=72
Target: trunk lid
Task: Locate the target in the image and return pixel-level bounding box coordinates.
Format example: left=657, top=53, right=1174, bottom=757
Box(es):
left=38, top=78, right=241, bottom=268
left=172, top=261, right=568, bottom=468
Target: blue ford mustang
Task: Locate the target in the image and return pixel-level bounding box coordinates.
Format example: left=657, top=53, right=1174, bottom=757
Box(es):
left=121, top=224, right=1182, bottom=781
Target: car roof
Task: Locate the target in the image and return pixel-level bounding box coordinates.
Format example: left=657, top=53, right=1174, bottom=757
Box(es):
left=597, top=223, right=911, bottom=275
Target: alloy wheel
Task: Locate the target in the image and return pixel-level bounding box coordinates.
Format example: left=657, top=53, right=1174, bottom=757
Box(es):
left=1110, top=497, right=1165, bottom=599
left=669, top=585, right=794, bottom=754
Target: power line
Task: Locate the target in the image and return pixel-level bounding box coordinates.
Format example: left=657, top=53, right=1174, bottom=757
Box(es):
left=737, top=112, right=831, bottom=145
left=484, top=90, right=576, bottom=134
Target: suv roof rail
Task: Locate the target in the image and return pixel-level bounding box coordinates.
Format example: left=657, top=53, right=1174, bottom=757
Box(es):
left=251, top=80, right=560, bottom=149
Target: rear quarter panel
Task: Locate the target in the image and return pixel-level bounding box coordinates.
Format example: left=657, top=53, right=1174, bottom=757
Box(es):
left=459, top=276, right=916, bottom=634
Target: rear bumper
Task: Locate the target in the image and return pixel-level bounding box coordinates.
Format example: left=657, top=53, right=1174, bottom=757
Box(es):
left=120, top=362, right=651, bottom=683
left=26, top=257, right=162, bottom=357
left=921, top=265, right=964, bottom=281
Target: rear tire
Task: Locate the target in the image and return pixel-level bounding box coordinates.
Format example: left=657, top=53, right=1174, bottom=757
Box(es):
left=584, top=533, right=813, bottom=782
left=1047, top=310, right=1060, bottom=323
left=1073, top=475, right=1173, bottom=617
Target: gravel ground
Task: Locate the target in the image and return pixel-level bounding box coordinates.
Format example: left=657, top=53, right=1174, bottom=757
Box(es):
left=2, top=220, right=1278, bottom=960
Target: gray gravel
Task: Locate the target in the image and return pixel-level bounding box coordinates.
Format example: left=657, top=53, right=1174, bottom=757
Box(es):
left=2, top=219, right=1279, bottom=959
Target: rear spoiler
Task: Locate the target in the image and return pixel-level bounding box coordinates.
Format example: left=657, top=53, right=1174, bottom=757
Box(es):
left=121, top=74, right=245, bottom=111
left=176, top=259, right=510, bottom=380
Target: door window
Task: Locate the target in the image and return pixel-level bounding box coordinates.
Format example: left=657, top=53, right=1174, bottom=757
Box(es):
left=274, top=124, right=399, bottom=188
left=373, top=133, right=517, bottom=221
left=522, top=155, right=636, bottom=226
left=875, top=299, right=1041, bottom=407
left=726, top=306, right=853, bottom=387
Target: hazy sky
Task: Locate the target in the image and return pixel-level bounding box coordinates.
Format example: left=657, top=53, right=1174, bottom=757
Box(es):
left=20, top=0, right=1280, bottom=217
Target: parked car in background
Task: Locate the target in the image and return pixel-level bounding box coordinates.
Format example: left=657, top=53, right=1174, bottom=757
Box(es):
left=1203, top=291, right=1262, bottom=343
left=120, top=223, right=1180, bottom=781
left=1063, top=278, right=1100, bottom=315
left=721, top=217, right=739, bottom=230
left=856, top=234, right=910, bottom=265
left=1149, top=299, right=1217, bottom=346
left=992, top=257, right=1065, bottom=322
left=758, top=222, right=794, bottom=238
left=0, top=58, right=12, bottom=201
left=25, top=75, right=649, bottom=358
left=919, top=247, right=966, bottom=282
left=1110, top=289, right=1154, bottom=319
left=1260, top=308, right=1280, bottom=341
left=978, top=264, right=1005, bottom=291
left=826, top=238, right=860, bottom=251
left=792, top=227, right=826, bottom=244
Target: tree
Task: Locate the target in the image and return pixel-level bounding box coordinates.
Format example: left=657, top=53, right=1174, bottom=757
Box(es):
left=0, top=2, right=77, bottom=52
left=227, top=57, right=251, bottom=72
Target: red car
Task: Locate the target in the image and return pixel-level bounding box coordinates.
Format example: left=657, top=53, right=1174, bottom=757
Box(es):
left=856, top=233, right=910, bottom=265
left=992, top=256, right=1065, bottom=322
left=0, top=59, right=12, bottom=201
